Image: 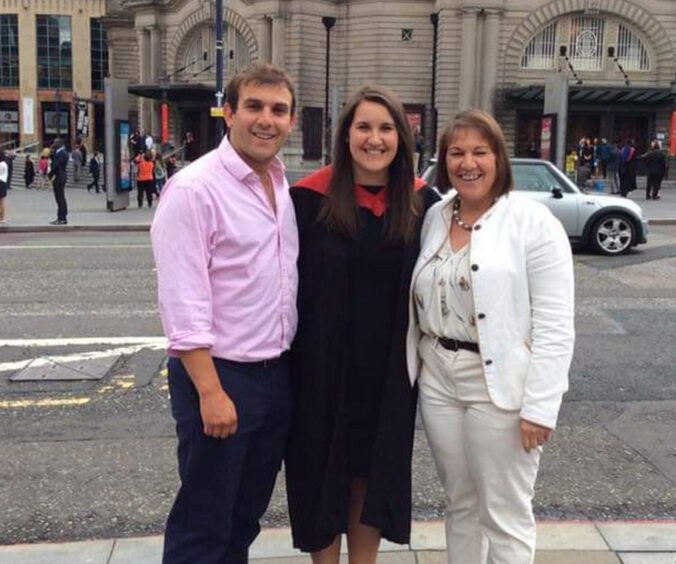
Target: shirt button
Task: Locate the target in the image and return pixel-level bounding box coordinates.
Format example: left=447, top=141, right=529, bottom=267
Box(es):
left=471, top=264, right=479, bottom=272
left=485, top=359, right=493, bottom=366
left=474, top=225, right=482, bottom=231
left=478, top=313, right=486, bottom=319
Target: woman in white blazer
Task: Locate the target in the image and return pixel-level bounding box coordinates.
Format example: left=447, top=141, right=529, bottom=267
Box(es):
left=406, top=110, right=575, bottom=564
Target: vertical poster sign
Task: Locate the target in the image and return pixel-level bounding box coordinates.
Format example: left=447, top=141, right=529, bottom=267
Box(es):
left=22, top=97, right=34, bottom=135
left=540, top=114, right=557, bottom=163
left=161, top=103, right=169, bottom=144
left=76, top=102, right=89, bottom=137
left=116, top=119, right=132, bottom=191
left=669, top=111, right=676, bottom=158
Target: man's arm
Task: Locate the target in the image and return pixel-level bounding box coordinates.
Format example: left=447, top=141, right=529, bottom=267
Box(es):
left=179, top=349, right=238, bottom=438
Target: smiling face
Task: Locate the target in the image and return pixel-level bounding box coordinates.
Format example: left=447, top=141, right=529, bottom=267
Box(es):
left=348, top=100, right=399, bottom=185
left=446, top=128, right=497, bottom=211
left=224, top=82, right=296, bottom=175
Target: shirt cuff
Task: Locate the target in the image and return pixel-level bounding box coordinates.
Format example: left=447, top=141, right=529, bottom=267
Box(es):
left=167, top=330, right=215, bottom=354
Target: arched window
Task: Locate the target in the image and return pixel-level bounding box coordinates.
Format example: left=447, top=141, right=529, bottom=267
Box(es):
left=521, top=22, right=558, bottom=70
left=521, top=15, right=652, bottom=74
left=179, top=23, right=251, bottom=82
left=617, top=23, right=650, bottom=71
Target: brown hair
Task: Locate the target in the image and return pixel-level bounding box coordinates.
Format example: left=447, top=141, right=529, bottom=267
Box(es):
left=436, top=109, right=513, bottom=198
left=321, top=85, right=420, bottom=244
left=225, top=62, right=296, bottom=116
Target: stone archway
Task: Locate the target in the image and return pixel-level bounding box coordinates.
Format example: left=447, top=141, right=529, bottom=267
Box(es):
left=167, top=6, right=258, bottom=76
left=501, top=0, right=674, bottom=83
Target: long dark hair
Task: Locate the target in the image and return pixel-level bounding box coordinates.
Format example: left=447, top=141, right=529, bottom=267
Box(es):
left=320, top=85, right=420, bottom=244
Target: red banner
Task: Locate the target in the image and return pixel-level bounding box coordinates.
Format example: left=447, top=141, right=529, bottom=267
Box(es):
left=161, top=103, right=169, bottom=145
left=670, top=111, right=676, bottom=157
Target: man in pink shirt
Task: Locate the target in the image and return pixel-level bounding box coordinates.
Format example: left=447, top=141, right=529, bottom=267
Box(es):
left=151, top=63, right=298, bottom=563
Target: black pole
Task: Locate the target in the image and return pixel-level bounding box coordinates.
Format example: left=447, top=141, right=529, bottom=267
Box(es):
left=215, top=0, right=224, bottom=144
left=421, top=12, right=439, bottom=173
left=322, top=16, right=336, bottom=165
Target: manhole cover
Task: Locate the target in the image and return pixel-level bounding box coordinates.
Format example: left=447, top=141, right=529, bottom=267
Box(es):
left=10, top=356, right=120, bottom=381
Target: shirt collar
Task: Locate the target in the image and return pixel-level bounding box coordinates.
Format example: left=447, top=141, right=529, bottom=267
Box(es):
left=218, top=135, right=286, bottom=183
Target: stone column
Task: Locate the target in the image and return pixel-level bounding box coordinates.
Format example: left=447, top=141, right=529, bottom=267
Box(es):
left=254, top=16, right=272, bottom=62
left=458, top=9, right=479, bottom=110
left=149, top=26, right=162, bottom=138
left=271, top=14, right=286, bottom=67
left=480, top=10, right=501, bottom=112
left=136, top=27, right=151, bottom=131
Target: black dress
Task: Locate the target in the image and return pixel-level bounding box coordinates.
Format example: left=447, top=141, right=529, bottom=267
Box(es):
left=285, top=166, right=439, bottom=552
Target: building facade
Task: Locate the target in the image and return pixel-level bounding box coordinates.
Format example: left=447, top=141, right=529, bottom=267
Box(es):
left=0, top=0, right=108, bottom=151
left=3, top=0, right=674, bottom=159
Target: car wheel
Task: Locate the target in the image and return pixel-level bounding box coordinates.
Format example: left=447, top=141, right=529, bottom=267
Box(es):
left=590, top=214, right=635, bottom=255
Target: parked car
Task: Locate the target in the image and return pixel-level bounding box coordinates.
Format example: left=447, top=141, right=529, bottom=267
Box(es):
left=422, top=158, right=648, bottom=256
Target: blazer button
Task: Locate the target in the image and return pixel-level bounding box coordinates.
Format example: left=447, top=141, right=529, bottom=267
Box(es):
left=485, top=359, right=493, bottom=366
left=471, top=264, right=479, bottom=272
left=478, top=313, right=486, bottom=319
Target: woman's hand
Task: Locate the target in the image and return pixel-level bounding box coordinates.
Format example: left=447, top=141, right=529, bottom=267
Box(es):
left=520, top=419, right=551, bottom=453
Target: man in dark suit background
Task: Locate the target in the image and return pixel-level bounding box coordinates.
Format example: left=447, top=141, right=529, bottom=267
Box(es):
left=49, top=138, right=69, bottom=225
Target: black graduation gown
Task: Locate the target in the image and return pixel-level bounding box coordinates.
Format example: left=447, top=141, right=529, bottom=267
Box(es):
left=285, top=166, right=439, bottom=552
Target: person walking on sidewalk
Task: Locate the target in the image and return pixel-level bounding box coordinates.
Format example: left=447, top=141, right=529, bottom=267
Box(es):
left=641, top=140, right=668, bottom=200
left=71, top=144, right=83, bottom=182
left=407, top=110, right=575, bottom=564
left=619, top=138, right=638, bottom=197
left=48, top=139, right=69, bottom=225
left=87, top=151, right=101, bottom=193
left=24, top=154, right=35, bottom=189
left=0, top=150, right=8, bottom=223
left=151, top=62, right=298, bottom=564
left=135, top=150, right=155, bottom=207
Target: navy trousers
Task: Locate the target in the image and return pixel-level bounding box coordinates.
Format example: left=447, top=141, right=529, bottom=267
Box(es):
left=163, top=355, right=291, bottom=564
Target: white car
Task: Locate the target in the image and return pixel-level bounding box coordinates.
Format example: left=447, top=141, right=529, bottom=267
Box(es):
left=422, top=158, right=648, bottom=256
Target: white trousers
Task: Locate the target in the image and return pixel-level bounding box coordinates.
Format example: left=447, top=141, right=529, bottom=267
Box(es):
left=418, top=335, right=541, bottom=564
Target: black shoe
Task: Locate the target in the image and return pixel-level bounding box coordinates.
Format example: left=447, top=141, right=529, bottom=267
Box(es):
left=49, top=219, right=67, bottom=225
left=646, top=196, right=651, bottom=200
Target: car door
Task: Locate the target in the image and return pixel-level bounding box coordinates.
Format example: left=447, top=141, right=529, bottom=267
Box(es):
left=511, top=162, right=580, bottom=237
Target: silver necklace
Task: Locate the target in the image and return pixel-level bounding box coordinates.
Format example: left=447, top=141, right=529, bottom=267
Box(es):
left=452, top=199, right=474, bottom=231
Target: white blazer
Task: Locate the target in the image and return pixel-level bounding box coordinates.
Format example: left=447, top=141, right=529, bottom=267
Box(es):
left=406, top=193, right=575, bottom=429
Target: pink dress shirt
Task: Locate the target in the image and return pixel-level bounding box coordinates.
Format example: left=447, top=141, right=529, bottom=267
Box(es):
left=151, top=136, right=299, bottom=362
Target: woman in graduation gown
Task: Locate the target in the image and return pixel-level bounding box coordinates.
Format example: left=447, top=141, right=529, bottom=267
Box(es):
left=286, top=85, right=440, bottom=563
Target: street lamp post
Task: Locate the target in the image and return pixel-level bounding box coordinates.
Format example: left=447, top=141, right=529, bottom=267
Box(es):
left=322, top=16, right=336, bottom=165
left=215, top=0, right=225, bottom=144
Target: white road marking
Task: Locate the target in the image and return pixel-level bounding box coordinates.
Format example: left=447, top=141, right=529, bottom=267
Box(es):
left=0, top=245, right=151, bottom=250
left=0, top=336, right=166, bottom=347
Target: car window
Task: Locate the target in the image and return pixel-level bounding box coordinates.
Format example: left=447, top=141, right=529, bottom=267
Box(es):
left=512, top=163, right=565, bottom=193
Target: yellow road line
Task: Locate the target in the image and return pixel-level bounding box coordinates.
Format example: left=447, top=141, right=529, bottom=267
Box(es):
left=0, top=397, right=91, bottom=409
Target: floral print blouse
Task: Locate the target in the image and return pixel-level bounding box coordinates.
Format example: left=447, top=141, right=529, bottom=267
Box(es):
left=413, top=240, right=479, bottom=343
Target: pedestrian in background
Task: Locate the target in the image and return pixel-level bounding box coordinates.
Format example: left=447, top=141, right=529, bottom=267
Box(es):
left=564, top=147, right=578, bottom=184
left=37, top=149, right=50, bottom=190
left=286, top=85, right=439, bottom=563
left=24, top=154, right=35, bottom=189
left=641, top=140, right=668, bottom=200
left=408, top=109, right=574, bottom=564
left=71, top=144, right=83, bottom=182
left=87, top=151, right=101, bottom=193
left=48, top=138, right=69, bottom=225
left=606, top=142, right=620, bottom=195
left=597, top=138, right=611, bottom=178
left=619, top=138, right=638, bottom=197
left=0, top=149, right=8, bottom=223
left=134, top=150, right=155, bottom=207
left=152, top=62, right=299, bottom=564
left=5, top=149, right=15, bottom=189
left=154, top=154, right=167, bottom=195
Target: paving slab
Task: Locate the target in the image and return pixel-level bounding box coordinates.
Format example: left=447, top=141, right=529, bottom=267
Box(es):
left=536, top=521, right=610, bottom=550
left=534, top=551, right=622, bottom=563
left=619, top=554, right=676, bottom=563
left=108, top=536, right=163, bottom=564
left=0, top=539, right=114, bottom=564
left=410, top=520, right=446, bottom=550
left=596, top=522, right=676, bottom=551
left=250, top=527, right=298, bottom=559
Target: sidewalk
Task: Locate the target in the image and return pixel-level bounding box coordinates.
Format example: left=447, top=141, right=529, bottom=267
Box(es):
left=2, top=520, right=676, bottom=563
left=0, top=182, right=675, bottom=233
